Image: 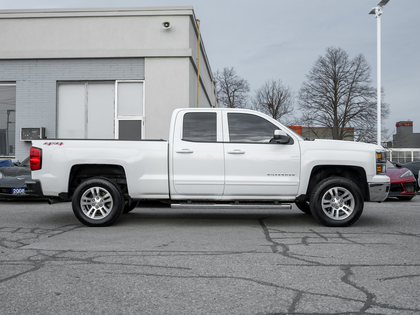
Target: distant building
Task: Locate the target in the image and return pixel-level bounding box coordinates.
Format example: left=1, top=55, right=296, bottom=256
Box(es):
left=388, top=121, right=420, bottom=162
left=288, top=126, right=354, bottom=141
left=392, top=121, right=420, bottom=148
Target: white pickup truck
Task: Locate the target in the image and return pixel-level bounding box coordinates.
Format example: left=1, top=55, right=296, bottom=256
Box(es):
left=26, top=108, right=390, bottom=227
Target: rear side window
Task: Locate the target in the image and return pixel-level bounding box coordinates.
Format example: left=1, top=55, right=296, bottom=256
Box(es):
left=182, top=112, right=217, bottom=142
left=228, top=113, right=278, bottom=143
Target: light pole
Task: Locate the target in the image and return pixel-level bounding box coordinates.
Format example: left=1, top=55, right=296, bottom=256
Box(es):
left=369, top=0, right=390, bottom=146
left=196, top=19, right=201, bottom=108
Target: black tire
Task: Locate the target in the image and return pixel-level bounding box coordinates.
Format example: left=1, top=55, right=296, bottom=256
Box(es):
left=72, top=177, right=124, bottom=227
left=295, top=201, right=311, bottom=215
left=123, top=200, right=139, bottom=214
left=309, top=177, right=364, bottom=227
left=397, top=196, right=414, bottom=201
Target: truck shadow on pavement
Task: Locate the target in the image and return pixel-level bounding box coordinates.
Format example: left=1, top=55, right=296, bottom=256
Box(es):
left=118, top=207, right=389, bottom=228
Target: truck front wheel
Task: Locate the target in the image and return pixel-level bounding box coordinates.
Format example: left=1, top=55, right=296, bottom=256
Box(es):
left=310, top=177, right=363, bottom=227
left=72, top=177, right=124, bottom=227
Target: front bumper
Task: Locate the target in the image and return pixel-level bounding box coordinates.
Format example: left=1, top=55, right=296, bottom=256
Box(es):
left=388, top=181, right=417, bottom=198
left=368, top=182, right=390, bottom=202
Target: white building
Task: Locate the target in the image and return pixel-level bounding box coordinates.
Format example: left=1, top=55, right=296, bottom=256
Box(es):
left=0, top=7, right=218, bottom=160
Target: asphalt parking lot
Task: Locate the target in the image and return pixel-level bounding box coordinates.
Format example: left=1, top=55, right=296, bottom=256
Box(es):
left=1, top=197, right=419, bottom=315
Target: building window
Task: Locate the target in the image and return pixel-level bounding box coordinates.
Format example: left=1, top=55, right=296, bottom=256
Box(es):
left=119, top=120, right=142, bottom=140
left=0, top=83, right=16, bottom=157
left=57, top=81, right=144, bottom=139
left=388, top=149, right=420, bottom=163
left=115, top=81, right=144, bottom=140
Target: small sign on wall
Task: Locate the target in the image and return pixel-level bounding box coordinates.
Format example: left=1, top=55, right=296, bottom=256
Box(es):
left=396, top=122, right=413, bottom=127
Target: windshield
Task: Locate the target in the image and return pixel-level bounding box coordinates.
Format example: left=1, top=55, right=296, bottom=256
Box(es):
left=386, top=161, right=395, bottom=169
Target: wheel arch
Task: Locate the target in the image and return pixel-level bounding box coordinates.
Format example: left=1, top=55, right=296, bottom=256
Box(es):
left=68, top=164, right=127, bottom=198
left=304, top=165, right=368, bottom=201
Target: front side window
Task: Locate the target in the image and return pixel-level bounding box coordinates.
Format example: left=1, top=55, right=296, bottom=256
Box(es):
left=0, top=84, right=16, bottom=157
left=182, top=112, right=217, bottom=142
left=228, top=113, right=278, bottom=143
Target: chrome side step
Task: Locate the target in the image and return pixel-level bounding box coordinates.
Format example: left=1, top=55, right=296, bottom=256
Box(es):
left=171, top=202, right=292, bottom=210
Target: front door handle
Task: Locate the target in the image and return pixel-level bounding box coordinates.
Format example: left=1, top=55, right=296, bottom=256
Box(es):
left=176, top=149, right=194, bottom=154
left=227, top=149, right=245, bottom=154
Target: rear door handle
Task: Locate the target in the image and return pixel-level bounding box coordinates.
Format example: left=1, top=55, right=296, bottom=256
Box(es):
left=227, top=149, right=245, bottom=154
left=176, top=149, right=194, bottom=153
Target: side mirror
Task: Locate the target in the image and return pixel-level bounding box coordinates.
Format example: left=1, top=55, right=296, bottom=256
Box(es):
left=271, top=129, right=291, bottom=144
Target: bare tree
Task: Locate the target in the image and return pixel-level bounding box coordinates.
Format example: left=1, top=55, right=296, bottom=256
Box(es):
left=298, top=47, right=389, bottom=142
left=253, top=79, right=295, bottom=123
left=214, top=67, right=250, bottom=108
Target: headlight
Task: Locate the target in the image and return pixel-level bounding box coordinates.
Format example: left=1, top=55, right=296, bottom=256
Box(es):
left=400, top=170, right=414, bottom=178
left=376, top=149, right=387, bottom=175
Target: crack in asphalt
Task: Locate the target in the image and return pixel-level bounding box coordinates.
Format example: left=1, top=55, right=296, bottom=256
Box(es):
left=1, top=221, right=420, bottom=315
left=288, top=291, right=303, bottom=313
left=0, top=225, right=81, bottom=250
left=257, top=219, right=420, bottom=314
left=380, top=273, right=420, bottom=281
left=340, top=265, right=375, bottom=313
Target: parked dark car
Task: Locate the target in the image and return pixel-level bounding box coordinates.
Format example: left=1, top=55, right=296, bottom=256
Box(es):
left=386, top=161, right=417, bottom=201
left=0, top=157, right=32, bottom=199
left=400, top=160, right=420, bottom=191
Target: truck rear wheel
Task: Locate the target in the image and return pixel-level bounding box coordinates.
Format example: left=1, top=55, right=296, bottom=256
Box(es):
left=72, top=177, right=124, bottom=227
left=310, top=177, right=363, bottom=227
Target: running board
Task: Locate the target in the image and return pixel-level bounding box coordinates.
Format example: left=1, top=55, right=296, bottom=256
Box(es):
left=171, top=202, right=292, bottom=210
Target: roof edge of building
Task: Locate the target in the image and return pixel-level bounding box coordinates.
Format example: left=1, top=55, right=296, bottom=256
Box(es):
left=0, top=6, right=195, bottom=18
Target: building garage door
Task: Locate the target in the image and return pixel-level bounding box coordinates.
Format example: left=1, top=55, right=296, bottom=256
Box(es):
left=57, top=81, right=144, bottom=140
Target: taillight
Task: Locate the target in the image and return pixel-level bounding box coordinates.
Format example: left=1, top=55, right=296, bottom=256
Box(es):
left=30, top=147, right=42, bottom=170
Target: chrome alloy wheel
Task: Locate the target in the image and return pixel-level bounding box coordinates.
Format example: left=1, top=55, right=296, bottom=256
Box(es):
left=80, top=186, right=114, bottom=220
left=321, top=187, right=355, bottom=220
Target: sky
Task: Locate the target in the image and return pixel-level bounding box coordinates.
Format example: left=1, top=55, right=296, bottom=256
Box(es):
left=1, top=0, right=419, bottom=140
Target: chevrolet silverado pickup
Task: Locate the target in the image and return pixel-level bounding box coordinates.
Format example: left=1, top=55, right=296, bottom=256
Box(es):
left=26, top=108, right=390, bottom=227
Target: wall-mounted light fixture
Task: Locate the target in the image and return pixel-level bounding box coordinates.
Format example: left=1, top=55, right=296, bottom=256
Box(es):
left=162, top=22, right=171, bottom=29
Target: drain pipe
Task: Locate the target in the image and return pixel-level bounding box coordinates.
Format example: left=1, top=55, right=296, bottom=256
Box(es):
left=196, top=19, right=201, bottom=108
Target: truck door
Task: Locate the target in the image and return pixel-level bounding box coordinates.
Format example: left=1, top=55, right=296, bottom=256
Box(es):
left=223, top=112, right=300, bottom=199
left=170, top=110, right=224, bottom=198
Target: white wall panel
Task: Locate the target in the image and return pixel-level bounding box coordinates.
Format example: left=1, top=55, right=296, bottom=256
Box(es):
left=57, top=83, right=85, bottom=138
left=88, top=82, right=115, bottom=139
